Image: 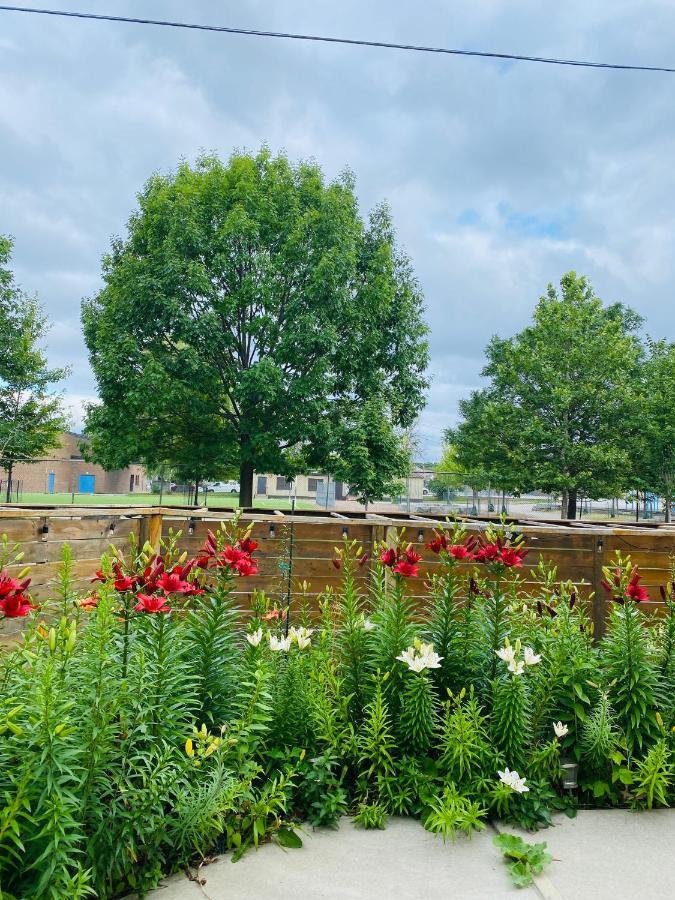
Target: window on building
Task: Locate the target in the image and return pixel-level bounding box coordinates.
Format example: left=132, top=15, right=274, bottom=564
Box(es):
left=308, top=477, right=324, bottom=492
left=276, top=476, right=292, bottom=491
left=257, top=476, right=268, bottom=495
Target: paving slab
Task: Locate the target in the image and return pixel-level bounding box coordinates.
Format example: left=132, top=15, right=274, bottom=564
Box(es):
left=139, top=809, right=675, bottom=899
left=139, top=817, right=534, bottom=899
left=514, top=808, right=675, bottom=900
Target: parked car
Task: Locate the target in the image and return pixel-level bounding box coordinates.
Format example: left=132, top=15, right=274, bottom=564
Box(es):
left=205, top=480, right=240, bottom=494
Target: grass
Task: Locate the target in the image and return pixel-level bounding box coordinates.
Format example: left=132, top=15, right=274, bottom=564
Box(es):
left=10, top=492, right=314, bottom=510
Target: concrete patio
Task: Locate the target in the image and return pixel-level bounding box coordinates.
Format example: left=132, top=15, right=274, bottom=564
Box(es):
left=138, top=809, right=675, bottom=899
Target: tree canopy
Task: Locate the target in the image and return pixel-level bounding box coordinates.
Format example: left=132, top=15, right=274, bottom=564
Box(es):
left=0, top=236, right=69, bottom=500
left=449, top=272, right=643, bottom=518
left=83, top=150, right=429, bottom=505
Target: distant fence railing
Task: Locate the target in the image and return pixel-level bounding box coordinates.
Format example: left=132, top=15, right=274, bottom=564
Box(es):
left=2, top=505, right=675, bottom=639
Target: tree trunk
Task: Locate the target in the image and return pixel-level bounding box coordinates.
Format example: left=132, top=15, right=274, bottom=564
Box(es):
left=239, top=459, right=254, bottom=508
left=665, top=490, right=672, bottom=524
left=561, top=488, right=569, bottom=519
left=567, top=488, right=577, bottom=520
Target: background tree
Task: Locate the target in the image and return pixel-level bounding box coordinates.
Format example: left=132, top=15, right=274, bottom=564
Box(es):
left=83, top=150, right=429, bottom=506
left=427, top=442, right=465, bottom=500
left=0, top=236, right=69, bottom=501
left=634, top=340, right=675, bottom=522
left=449, top=273, right=642, bottom=519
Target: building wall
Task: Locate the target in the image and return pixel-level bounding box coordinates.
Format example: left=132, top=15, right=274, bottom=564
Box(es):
left=253, top=472, right=349, bottom=501
left=8, top=433, right=147, bottom=495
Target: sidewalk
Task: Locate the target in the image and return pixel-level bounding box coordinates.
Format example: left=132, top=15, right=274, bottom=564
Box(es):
left=138, top=810, right=675, bottom=899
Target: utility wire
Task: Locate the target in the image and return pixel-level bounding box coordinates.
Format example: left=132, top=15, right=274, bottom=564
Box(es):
left=1, top=4, right=675, bottom=74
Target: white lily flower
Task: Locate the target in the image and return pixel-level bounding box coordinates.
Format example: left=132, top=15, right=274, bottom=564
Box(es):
left=507, top=659, right=525, bottom=676
left=295, top=634, right=312, bottom=650
left=289, top=625, right=314, bottom=644
left=523, top=647, right=541, bottom=666
left=498, top=768, right=529, bottom=793
left=553, top=721, right=569, bottom=738
left=246, top=627, right=263, bottom=647
left=362, top=618, right=376, bottom=632
left=397, top=643, right=443, bottom=673
left=495, top=643, right=516, bottom=665
left=396, top=648, right=417, bottom=668
left=269, top=634, right=292, bottom=652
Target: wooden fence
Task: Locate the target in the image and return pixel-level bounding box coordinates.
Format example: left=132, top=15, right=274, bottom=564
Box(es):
left=2, top=505, right=675, bottom=638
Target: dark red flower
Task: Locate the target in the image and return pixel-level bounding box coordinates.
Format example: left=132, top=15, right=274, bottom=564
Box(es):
left=626, top=572, right=649, bottom=603
left=474, top=542, right=501, bottom=563
left=332, top=558, right=342, bottom=570
left=380, top=548, right=397, bottom=568
left=114, top=575, right=138, bottom=593
left=449, top=544, right=473, bottom=560
left=232, top=556, right=258, bottom=577
left=499, top=547, right=528, bottom=568
left=392, top=560, right=419, bottom=578
left=358, top=552, right=370, bottom=567
left=426, top=534, right=448, bottom=554
left=238, top=537, right=259, bottom=554
left=0, top=593, right=33, bottom=618
left=134, top=593, right=171, bottom=613
left=404, top=545, right=422, bottom=565
left=91, top=569, right=106, bottom=584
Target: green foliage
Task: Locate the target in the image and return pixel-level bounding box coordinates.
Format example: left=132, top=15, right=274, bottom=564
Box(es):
left=422, top=783, right=486, bottom=841
left=449, top=272, right=643, bottom=514
left=493, top=832, right=552, bottom=888
left=353, top=802, right=387, bottom=830
left=82, top=149, right=428, bottom=503
left=3, top=532, right=674, bottom=896
left=398, top=671, right=436, bottom=756
left=601, top=599, right=661, bottom=755
left=0, top=235, right=69, bottom=499
left=491, top=674, right=531, bottom=769
left=633, top=737, right=672, bottom=810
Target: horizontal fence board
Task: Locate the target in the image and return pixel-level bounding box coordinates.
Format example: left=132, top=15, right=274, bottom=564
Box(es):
left=4, top=506, right=675, bottom=635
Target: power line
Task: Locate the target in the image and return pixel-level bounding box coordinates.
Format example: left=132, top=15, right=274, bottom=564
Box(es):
left=1, top=4, right=675, bottom=74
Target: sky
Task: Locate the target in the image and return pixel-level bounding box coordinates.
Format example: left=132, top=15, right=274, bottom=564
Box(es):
left=2, top=1, right=675, bottom=460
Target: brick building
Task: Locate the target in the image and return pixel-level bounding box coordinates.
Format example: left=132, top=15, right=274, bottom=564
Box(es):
left=8, top=432, right=148, bottom=496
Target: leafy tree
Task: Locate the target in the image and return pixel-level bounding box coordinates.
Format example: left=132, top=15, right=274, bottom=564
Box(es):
left=82, top=150, right=428, bottom=505
left=0, top=236, right=68, bottom=501
left=449, top=273, right=642, bottom=518
left=427, top=443, right=470, bottom=500
left=635, top=341, right=675, bottom=522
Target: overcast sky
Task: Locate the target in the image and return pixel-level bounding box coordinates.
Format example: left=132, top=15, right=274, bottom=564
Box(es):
left=2, top=1, right=675, bottom=459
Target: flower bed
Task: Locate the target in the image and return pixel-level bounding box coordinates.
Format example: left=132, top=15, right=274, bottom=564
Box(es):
left=0, top=518, right=672, bottom=897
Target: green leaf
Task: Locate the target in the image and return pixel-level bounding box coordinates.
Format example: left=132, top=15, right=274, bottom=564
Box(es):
left=276, top=826, right=303, bottom=849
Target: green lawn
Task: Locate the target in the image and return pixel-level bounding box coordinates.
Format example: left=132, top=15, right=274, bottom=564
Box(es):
left=13, top=492, right=314, bottom=510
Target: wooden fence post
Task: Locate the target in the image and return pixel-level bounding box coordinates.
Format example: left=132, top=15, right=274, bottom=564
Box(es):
left=139, top=511, right=163, bottom=552
left=591, top=535, right=607, bottom=641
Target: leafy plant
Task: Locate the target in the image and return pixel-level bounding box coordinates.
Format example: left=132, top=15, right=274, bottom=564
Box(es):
left=493, top=832, right=552, bottom=888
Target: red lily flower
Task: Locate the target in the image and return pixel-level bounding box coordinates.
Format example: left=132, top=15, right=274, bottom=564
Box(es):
left=358, top=552, right=370, bottom=567
left=238, top=537, right=259, bottom=554
left=380, top=548, right=397, bottom=568
left=449, top=544, right=473, bottom=560
left=404, top=545, right=422, bottom=565
left=134, top=593, right=171, bottom=614
left=0, top=593, right=33, bottom=618
left=232, top=557, right=258, bottom=577
left=499, top=547, right=528, bottom=568
left=393, top=560, right=419, bottom=578
left=91, top=569, right=106, bottom=584
left=474, top=542, right=501, bottom=562
left=426, top=533, right=448, bottom=554
left=332, top=558, right=342, bottom=570
left=626, top=572, right=649, bottom=603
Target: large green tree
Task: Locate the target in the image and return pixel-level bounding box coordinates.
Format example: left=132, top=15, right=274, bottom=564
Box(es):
left=634, top=340, right=675, bottom=522
left=82, top=150, right=428, bottom=505
left=0, top=236, right=69, bottom=501
left=449, top=273, right=642, bottom=519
